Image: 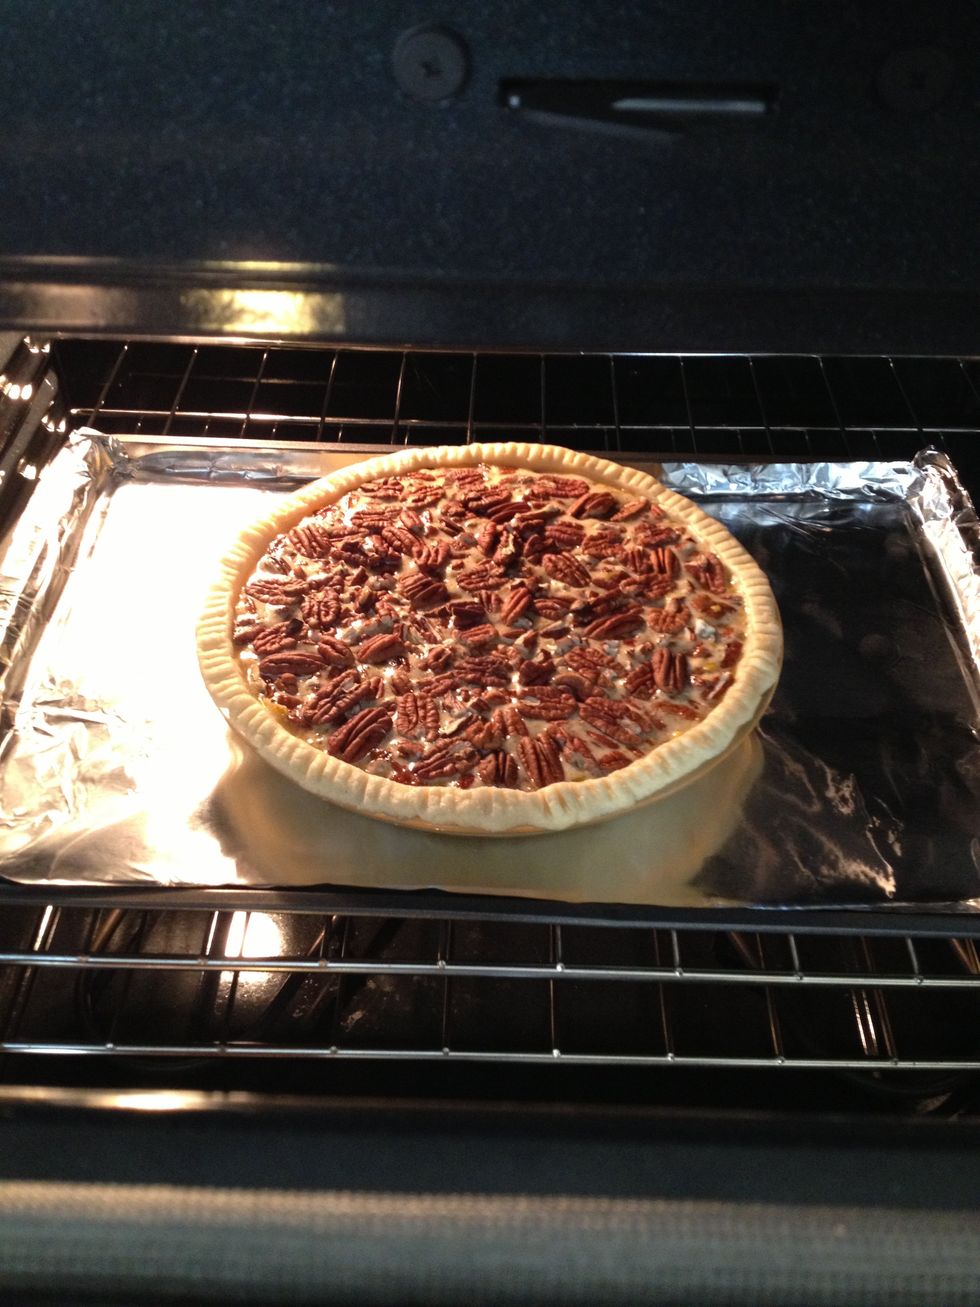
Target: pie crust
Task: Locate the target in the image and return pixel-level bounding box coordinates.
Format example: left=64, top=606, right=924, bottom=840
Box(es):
left=197, top=444, right=782, bottom=834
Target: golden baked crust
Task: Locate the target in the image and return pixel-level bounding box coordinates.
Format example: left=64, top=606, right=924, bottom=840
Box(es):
left=197, top=443, right=782, bottom=833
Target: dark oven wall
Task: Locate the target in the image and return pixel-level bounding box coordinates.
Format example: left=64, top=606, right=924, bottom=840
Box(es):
left=0, top=4, right=979, bottom=351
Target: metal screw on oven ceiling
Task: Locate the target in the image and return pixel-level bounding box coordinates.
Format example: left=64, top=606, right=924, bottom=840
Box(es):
left=876, top=47, right=954, bottom=113
left=392, top=25, right=469, bottom=102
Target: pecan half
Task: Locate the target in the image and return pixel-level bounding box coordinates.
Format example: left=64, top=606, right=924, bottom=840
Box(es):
left=301, top=590, right=341, bottom=629
left=650, top=547, right=678, bottom=577
left=287, top=523, right=335, bottom=558
left=381, top=524, right=421, bottom=556
left=418, top=693, right=440, bottom=740
left=553, top=669, right=596, bottom=700
left=493, top=704, right=528, bottom=738
left=524, top=475, right=590, bottom=501
left=413, top=539, right=451, bottom=573
left=476, top=521, right=499, bottom=556
left=303, top=675, right=377, bottom=726
left=542, top=551, right=590, bottom=588
left=612, top=498, right=648, bottom=521
left=390, top=669, right=413, bottom=696
left=445, top=467, right=486, bottom=487
left=351, top=508, right=399, bottom=530
left=635, top=523, right=681, bottom=549
left=583, top=607, right=645, bottom=640
left=232, top=620, right=262, bottom=646
left=543, top=521, right=586, bottom=550
left=460, top=623, right=499, bottom=649
left=400, top=507, right=424, bottom=533
left=363, top=541, right=402, bottom=574
left=455, top=562, right=507, bottom=592
left=476, top=750, right=519, bottom=787
left=245, top=577, right=306, bottom=607
left=485, top=499, right=524, bottom=524
left=413, top=742, right=479, bottom=780
left=518, top=656, right=555, bottom=687
left=354, top=585, right=376, bottom=614
left=405, top=486, right=445, bottom=509
left=449, top=600, right=488, bottom=629
left=257, top=650, right=324, bottom=680
left=566, top=646, right=618, bottom=673
left=462, top=488, right=513, bottom=516
left=465, top=718, right=506, bottom=751
left=652, top=648, right=688, bottom=694
left=455, top=654, right=511, bottom=686
left=513, top=509, right=554, bottom=538
left=252, top=618, right=303, bottom=655
left=316, top=636, right=356, bottom=668
left=647, top=605, right=689, bottom=634
left=327, top=706, right=393, bottom=762
left=597, top=750, right=632, bottom=772
left=627, top=574, right=674, bottom=601
left=360, top=477, right=404, bottom=499
left=533, top=597, right=571, bottom=620
left=398, top=573, right=450, bottom=609
left=625, top=663, right=655, bottom=697
left=421, top=645, right=454, bottom=672
left=519, top=688, right=576, bottom=721
left=357, top=633, right=407, bottom=664
left=571, top=591, right=619, bottom=625
left=500, top=584, right=533, bottom=625
left=491, top=527, right=522, bottom=569
left=395, top=692, right=420, bottom=736
left=518, top=734, right=564, bottom=789
left=581, top=696, right=656, bottom=743
left=685, top=552, right=728, bottom=594
left=570, top=490, right=618, bottom=520
left=582, top=525, right=624, bottom=556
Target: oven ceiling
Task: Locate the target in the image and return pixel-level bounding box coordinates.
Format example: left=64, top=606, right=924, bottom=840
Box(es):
left=0, top=3, right=978, bottom=350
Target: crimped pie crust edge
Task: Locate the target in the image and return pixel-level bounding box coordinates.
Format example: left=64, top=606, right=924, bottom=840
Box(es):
left=197, top=442, right=782, bottom=833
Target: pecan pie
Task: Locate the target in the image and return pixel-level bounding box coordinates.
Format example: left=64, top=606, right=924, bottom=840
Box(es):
left=198, top=444, right=782, bottom=834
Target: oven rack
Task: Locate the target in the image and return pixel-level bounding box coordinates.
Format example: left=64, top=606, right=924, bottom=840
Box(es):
left=3, top=903, right=980, bottom=1072
left=52, top=340, right=980, bottom=484
left=5, top=339, right=980, bottom=1089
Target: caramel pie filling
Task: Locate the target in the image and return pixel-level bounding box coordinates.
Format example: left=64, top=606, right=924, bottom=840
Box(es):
left=233, top=464, right=747, bottom=791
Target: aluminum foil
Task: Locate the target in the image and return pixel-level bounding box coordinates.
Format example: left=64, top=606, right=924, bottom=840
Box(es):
left=2, top=432, right=980, bottom=911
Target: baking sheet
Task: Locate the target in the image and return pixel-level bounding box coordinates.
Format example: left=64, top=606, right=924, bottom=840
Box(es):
left=2, top=432, right=980, bottom=911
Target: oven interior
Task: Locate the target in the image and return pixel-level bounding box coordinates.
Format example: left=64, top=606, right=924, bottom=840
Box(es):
left=3, top=338, right=980, bottom=1124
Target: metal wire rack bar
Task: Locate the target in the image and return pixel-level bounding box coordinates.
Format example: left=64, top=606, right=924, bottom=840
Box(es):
left=58, top=345, right=980, bottom=448
left=3, top=904, right=980, bottom=1070
left=2, top=1041, right=977, bottom=1071
left=2, top=950, right=980, bottom=988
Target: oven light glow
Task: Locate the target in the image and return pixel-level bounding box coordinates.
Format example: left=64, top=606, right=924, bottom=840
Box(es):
left=186, top=288, right=345, bottom=336
left=19, top=462, right=38, bottom=480
left=109, top=1090, right=201, bottom=1112
left=224, top=910, right=283, bottom=961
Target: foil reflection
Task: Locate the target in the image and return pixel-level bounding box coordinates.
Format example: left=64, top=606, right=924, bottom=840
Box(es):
left=1, top=435, right=980, bottom=910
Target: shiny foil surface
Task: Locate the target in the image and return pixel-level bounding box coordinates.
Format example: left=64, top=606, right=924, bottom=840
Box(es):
left=1, top=434, right=979, bottom=911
